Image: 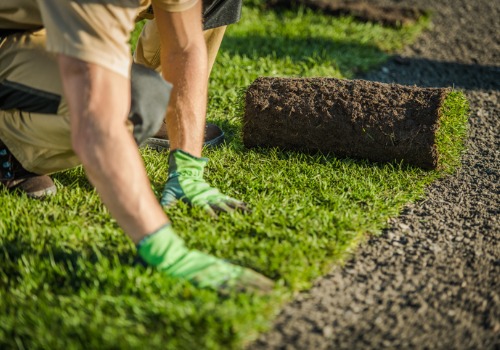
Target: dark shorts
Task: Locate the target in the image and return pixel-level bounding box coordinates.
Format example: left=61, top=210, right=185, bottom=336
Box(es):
left=139, top=0, right=242, bottom=30
left=203, top=0, right=242, bottom=30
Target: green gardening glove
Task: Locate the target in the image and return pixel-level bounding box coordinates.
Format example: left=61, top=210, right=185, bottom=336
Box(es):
left=161, top=150, right=249, bottom=216
left=137, top=224, right=274, bottom=295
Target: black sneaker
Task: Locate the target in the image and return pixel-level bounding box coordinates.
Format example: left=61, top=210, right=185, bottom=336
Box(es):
left=141, top=123, right=225, bottom=151
left=0, top=141, right=57, bottom=198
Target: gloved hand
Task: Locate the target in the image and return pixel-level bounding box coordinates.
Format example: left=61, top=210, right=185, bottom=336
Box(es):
left=137, top=224, right=274, bottom=295
left=161, top=149, right=250, bottom=216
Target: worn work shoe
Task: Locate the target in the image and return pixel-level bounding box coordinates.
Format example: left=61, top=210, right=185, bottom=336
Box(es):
left=0, top=141, right=57, bottom=198
left=137, top=224, right=274, bottom=296
left=141, top=123, right=225, bottom=151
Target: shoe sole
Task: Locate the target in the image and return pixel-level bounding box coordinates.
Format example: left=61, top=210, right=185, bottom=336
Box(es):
left=1, top=181, right=57, bottom=199
left=140, top=124, right=225, bottom=151
left=27, top=184, right=57, bottom=199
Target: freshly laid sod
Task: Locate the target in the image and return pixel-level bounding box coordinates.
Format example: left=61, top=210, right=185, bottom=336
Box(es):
left=0, top=3, right=468, bottom=350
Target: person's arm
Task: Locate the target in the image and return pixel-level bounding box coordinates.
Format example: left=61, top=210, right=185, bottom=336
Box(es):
left=57, top=55, right=168, bottom=244
left=134, top=23, right=227, bottom=139
left=152, top=3, right=249, bottom=215
left=57, top=55, right=272, bottom=293
left=153, top=1, right=207, bottom=157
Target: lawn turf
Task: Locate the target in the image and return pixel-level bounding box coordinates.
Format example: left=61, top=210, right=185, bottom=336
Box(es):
left=0, top=4, right=467, bottom=350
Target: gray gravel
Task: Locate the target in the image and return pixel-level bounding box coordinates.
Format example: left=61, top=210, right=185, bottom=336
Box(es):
left=249, top=0, right=500, bottom=349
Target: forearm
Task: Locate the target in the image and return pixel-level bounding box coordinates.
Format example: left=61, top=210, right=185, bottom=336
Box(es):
left=78, top=123, right=167, bottom=243
left=58, top=55, right=168, bottom=243
left=154, top=2, right=208, bottom=157
left=163, top=48, right=208, bottom=157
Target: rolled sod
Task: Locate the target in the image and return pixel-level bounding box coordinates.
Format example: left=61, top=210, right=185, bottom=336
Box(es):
left=243, top=77, right=469, bottom=170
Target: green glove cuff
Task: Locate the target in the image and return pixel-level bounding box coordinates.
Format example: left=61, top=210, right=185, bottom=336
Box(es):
left=137, top=224, right=240, bottom=289
left=161, top=150, right=232, bottom=208
left=167, top=149, right=208, bottom=179
left=137, top=224, right=189, bottom=269
left=160, top=149, right=250, bottom=215
left=137, top=224, right=274, bottom=294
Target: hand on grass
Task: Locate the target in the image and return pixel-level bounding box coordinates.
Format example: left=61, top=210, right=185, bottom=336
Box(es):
left=160, top=150, right=250, bottom=217
left=137, top=224, right=273, bottom=295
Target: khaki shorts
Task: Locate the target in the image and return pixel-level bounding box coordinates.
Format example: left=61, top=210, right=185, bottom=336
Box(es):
left=0, top=29, right=171, bottom=175
left=0, top=30, right=75, bottom=175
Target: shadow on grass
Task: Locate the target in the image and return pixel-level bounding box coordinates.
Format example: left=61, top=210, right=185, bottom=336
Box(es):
left=239, top=145, right=426, bottom=176
left=360, top=56, right=500, bottom=91
left=52, top=167, right=94, bottom=191
left=220, top=33, right=389, bottom=77
left=0, top=235, right=136, bottom=291
left=221, top=33, right=500, bottom=91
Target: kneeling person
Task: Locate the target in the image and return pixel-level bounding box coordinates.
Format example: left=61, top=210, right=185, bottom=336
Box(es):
left=0, top=0, right=272, bottom=294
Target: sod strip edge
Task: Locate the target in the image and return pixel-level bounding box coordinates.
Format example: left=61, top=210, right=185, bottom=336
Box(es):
left=434, top=90, right=470, bottom=173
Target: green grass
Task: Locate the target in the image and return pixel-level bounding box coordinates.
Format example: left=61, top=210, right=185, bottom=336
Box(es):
left=0, top=4, right=468, bottom=350
left=435, top=91, right=470, bottom=172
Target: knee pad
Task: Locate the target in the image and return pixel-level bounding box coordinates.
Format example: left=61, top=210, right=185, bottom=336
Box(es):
left=129, top=63, right=172, bottom=145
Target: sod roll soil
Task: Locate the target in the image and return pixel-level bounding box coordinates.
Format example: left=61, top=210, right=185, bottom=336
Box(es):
left=244, top=77, right=457, bottom=169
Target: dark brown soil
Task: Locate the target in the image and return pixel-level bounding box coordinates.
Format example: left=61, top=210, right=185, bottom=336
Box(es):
left=244, top=77, right=450, bottom=169
left=248, top=0, right=500, bottom=349
left=266, top=0, right=426, bottom=27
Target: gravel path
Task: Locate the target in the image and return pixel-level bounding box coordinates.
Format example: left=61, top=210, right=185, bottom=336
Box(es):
left=249, top=1, right=500, bottom=349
